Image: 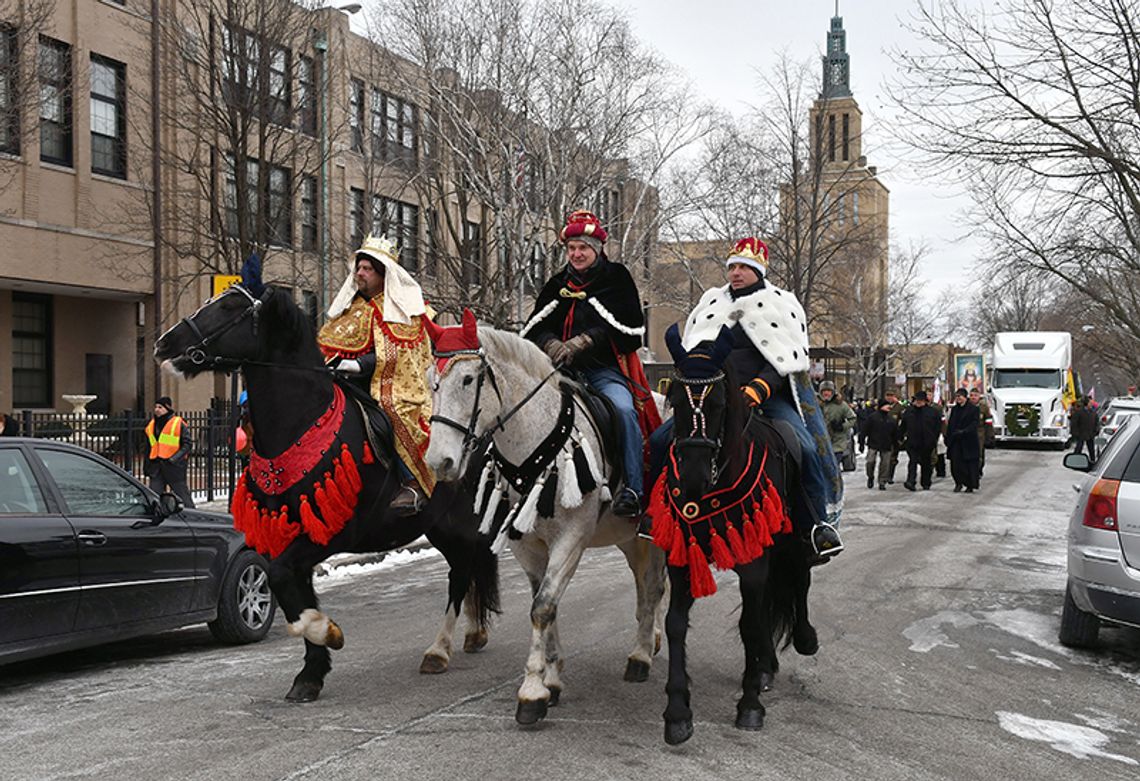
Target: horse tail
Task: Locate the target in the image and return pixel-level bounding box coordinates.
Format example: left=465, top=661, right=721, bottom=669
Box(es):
left=467, top=537, right=502, bottom=630
left=763, top=537, right=806, bottom=651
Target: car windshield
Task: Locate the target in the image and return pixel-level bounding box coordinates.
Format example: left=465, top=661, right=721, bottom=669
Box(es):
left=992, top=368, right=1062, bottom=389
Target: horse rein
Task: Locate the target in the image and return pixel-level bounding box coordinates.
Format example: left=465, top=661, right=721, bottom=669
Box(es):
left=430, top=347, right=558, bottom=457
left=672, top=370, right=728, bottom=485
left=178, top=285, right=263, bottom=367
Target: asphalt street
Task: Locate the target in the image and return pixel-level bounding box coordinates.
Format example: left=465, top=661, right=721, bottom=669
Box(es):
left=2, top=448, right=1139, bottom=780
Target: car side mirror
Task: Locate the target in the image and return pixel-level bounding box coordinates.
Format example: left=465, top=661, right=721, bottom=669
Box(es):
left=154, top=491, right=184, bottom=520
left=1062, top=452, right=1092, bottom=472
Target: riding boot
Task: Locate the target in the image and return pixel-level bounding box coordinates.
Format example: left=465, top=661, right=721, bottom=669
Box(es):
left=811, top=522, right=844, bottom=558
left=612, top=487, right=642, bottom=518
left=391, top=479, right=425, bottom=516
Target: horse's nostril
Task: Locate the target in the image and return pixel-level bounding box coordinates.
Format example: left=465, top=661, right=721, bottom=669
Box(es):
left=441, top=457, right=455, bottom=475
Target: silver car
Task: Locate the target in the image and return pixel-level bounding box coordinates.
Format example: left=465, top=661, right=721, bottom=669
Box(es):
left=1060, top=414, right=1140, bottom=646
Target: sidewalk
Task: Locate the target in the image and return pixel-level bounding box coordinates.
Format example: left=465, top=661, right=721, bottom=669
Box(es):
left=194, top=498, right=433, bottom=576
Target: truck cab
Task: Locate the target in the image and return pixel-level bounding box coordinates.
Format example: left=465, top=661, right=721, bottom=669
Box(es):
left=990, top=331, right=1072, bottom=445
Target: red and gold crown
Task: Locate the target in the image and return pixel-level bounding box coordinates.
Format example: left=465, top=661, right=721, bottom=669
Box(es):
left=559, top=210, right=608, bottom=244
left=726, top=237, right=769, bottom=268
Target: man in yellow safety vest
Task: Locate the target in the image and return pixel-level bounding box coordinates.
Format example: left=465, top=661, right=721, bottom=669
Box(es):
left=145, top=396, right=194, bottom=508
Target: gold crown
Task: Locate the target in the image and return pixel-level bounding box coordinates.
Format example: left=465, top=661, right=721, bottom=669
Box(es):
left=357, top=234, right=400, bottom=263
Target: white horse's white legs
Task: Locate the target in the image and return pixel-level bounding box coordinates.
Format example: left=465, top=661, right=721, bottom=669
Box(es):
left=419, top=607, right=458, bottom=674
left=616, top=535, right=667, bottom=681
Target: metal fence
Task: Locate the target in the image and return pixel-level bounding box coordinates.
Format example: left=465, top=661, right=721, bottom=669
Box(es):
left=15, top=402, right=241, bottom=503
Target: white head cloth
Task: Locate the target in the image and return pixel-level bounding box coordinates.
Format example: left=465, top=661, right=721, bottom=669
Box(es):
left=326, top=235, right=426, bottom=324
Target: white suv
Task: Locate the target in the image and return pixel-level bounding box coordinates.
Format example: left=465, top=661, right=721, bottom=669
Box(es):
left=1099, top=396, right=1140, bottom=445
left=1060, top=414, right=1140, bottom=646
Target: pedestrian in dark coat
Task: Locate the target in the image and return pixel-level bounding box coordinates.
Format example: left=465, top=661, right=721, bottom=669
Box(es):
left=861, top=399, right=899, bottom=490
left=145, top=396, right=195, bottom=508
left=900, top=390, right=942, bottom=491
left=1069, top=398, right=1099, bottom=462
left=945, top=388, right=980, bottom=492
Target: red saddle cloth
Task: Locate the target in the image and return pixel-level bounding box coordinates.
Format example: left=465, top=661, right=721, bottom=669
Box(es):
left=647, top=442, right=792, bottom=598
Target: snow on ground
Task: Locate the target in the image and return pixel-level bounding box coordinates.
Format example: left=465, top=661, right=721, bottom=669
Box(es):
left=996, top=711, right=1138, bottom=765
left=314, top=545, right=443, bottom=587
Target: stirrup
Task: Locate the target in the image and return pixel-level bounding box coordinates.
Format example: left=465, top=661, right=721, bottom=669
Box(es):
left=810, top=522, right=844, bottom=558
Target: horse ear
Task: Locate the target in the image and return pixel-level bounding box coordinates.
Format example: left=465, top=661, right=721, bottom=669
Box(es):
left=423, top=316, right=444, bottom=346
left=461, top=308, right=479, bottom=346
left=710, top=325, right=734, bottom=368
left=664, top=323, right=687, bottom=366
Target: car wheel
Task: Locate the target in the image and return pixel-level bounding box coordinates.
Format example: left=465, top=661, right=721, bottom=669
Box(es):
left=1058, top=580, right=1100, bottom=648
left=209, top=549, right=276, bottom=644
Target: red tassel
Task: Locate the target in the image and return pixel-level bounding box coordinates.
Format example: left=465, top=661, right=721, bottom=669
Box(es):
left=340, top=444, right=363, bottom=495
left=648, top=476, right=675, bottom=553
left=300, top=494, right=332, bottom=546
left=230, top=476, right=248, bottom=526
left=323, top=471, right=354, bottom=519
left=709, top=527, right=735, bottom=571
left=362, top=442, right=375, bottom=464
left=687, top=536, right=717, bottom=598
left=765, top=479, right=785, bottom=523
left=268, top=506, right=299, bottom=558
left=668, top=522, right=688, bottom=566
left=333, top=459, right=359, bottom=510
left=725, top=520, right=751, bottom=564
left=742, top=516, right=766, bottom=559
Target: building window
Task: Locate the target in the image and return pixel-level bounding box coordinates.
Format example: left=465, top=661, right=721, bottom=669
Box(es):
left=462, top=219, right=482, bottom=287
left=371, top=195, right=419, bottom=272
left=221, top=24, right=257, bottom=107
left=38, top=36, right=72, bottom=166
left=827, top=113, right=836, bottom=163
left=267, top=164, right=292, bottom=247
left=842, top=113, right=850, bottom=162
left=423, top=207, right=440, bottom=276
left=222, top=24, right=288, bottom=124
left=0, top=24, right=17, bottom=155
left=852, top=191, right=859, bottom=225
left=349, top=187, right=365, bottom=248
left=837, top=193, right=845, bottom=227
left=90, top=55, right=126, bottom=178
left=222, top=153, right=258, bottom=239
left=267, top=45, right=289, bottom=124
left=301, top=174, right=318, bottom=251
left=349, top=78, right=364, bottom=152
left=297, top=55, right=316, bottom=135
left=12, top=293, right=52, bottom=408
left=370, top=90, right=415, bottom=162
left=302, top=289, right=318, bottom=329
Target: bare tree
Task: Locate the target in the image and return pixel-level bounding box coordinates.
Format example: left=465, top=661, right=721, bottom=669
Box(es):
left=0, top=0, right=58, bottom=197
left=888, top=0, right=1140, bottom=378
left=368, top=0, right=712, bottom=326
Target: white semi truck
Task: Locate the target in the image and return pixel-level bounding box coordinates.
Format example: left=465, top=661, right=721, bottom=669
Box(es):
left=990, top=331, right=1073, bottom=445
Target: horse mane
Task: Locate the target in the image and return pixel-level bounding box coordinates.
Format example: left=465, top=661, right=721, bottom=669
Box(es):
left=477, top=327, right=554, bottom=381
left=720, top=362, right=749, bottom=474
left=260, top=286, right=323, bottom=366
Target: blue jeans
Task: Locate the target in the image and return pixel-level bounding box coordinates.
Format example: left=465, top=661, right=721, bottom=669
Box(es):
left=647, top=396, right=827, bottom=535
left=582, top=366, right=643, bottom=496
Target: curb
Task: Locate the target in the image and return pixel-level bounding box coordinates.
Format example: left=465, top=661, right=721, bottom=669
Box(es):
left=195, top=500, right=435, bottom=575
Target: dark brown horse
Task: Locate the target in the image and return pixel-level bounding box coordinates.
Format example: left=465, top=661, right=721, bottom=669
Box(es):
left=653, top=324, right=816, bottom=744
left=154, top=285, right=498, bottom=702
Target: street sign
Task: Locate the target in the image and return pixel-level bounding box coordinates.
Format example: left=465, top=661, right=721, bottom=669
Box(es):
left=212, top=274, right=242, bottom=297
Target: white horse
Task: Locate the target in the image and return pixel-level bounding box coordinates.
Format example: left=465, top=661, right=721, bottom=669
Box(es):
left=424, top=313, right=668, bottom=726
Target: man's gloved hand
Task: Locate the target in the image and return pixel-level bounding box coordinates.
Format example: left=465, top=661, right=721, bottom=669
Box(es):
left=336, top=358, right=363, bottom=375
left=563, top=333, right=593, bottom=360
left=544, top=339, right=571, bottom=367
left=741, top=379, right=769, bottom=407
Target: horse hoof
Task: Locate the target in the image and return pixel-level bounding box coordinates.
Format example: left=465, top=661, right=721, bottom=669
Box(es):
left=623, top=658, right=650, bottom=683
left=285, top=681, right=322, bottom=703
left=664, top=719, right=693, bottom=745
left=419, top=653, right=449, bottom=674
left=547, top=687, right=561, bottom=707
left=463, top=630, right=488, bottom=653
left=793, top=625, right=819, bottom=656
left=326, top=620, right=345, bottom=651
left=735, top=707, right=765, bottom=731
left=759, top=672, right=775, bottom=692
left=515, top=698, right=549, bottom=726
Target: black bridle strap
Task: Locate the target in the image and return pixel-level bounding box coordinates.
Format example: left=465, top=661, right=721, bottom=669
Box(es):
left=181, top=286, right=263, bottom=366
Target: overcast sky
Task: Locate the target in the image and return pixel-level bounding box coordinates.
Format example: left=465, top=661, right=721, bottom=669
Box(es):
left=611, top=0, right=981, bottom=297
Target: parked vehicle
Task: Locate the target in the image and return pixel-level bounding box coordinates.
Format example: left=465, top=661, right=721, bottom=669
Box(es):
left=1059, top=415, right=1140, bottom=647
left=0, top=439, right=275, bottom=666
left=1098, top=397, right=1140, bottom=448
left=990, top=331, right=1072, bottom=446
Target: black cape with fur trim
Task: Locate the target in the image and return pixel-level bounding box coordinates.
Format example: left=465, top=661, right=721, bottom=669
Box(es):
left=520, top=258, right=645, bottom=366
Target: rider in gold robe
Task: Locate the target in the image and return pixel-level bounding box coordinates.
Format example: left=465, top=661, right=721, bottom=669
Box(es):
left=317, top=235, right=435, bottom=515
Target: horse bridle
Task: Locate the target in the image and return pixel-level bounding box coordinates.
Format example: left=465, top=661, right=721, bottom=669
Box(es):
left=178, top=285, right=264, bottom=367
left=672, top=370, right=728, bottom=485
left=429, top=348, right=503, bottom=457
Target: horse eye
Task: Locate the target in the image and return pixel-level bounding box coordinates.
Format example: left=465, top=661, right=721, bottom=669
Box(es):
left=462, top=375, right=474, bottom=387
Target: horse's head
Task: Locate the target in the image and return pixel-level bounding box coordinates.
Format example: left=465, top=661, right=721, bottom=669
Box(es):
left=424, top=309, right=503, bottom=481
left=154, top=285, right=265, bottom=377
left=665, top=323, right=739, bottom=500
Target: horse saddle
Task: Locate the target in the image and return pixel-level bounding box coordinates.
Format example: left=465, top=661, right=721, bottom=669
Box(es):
left=335, top=379, right=395, bottom=470
left=562, top=377, right=623, bottom=490
left=745, top=409, right=803, bottom=470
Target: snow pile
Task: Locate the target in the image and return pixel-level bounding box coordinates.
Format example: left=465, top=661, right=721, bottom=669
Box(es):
left=316, top=546, right=442, bottom=583
left=996, top=711, right=1137, bottom=765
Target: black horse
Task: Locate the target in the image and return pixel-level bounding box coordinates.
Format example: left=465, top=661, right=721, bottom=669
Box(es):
left=154, top=285, right=499, bottom=702
left=653, top=325, right=816, bottom=745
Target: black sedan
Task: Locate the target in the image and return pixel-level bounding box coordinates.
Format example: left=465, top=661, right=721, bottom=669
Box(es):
left=0, top=438, right=275, bottom=665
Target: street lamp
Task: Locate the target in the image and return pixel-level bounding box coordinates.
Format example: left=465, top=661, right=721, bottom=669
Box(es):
left=316, top=3, right=362, bottom=316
